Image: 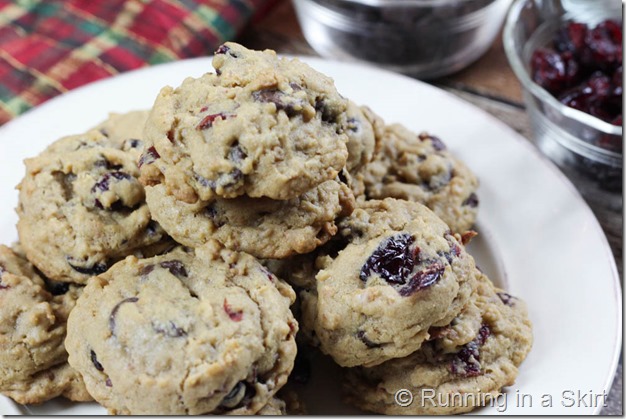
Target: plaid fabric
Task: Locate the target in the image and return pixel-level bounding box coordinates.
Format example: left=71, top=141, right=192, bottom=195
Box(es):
left=0, top=0, right=269, bottom=125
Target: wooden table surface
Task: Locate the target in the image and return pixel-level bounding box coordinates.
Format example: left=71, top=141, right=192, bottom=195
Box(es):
left=238, top=0, right=622, bottom=415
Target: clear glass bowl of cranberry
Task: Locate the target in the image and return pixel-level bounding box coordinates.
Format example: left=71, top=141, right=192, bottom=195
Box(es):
left=503, top=0, right=622, bottom=227
left=292, top=0, right=512, bottom=79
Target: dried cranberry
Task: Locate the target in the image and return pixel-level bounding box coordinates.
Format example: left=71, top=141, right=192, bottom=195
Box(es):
left=127, top=139, right=142, bottom=149
left=438, top=233, right=462, bottom=264
left=109, top=297, right=139, bottom=335
left=92, top=171, right=132, bottom=193
left=427, top=325, right=451, bottom=341
left=555, top=21, right=588, bottom=56
left=531, top=48, right=580, bottom=94
left=194, top=173, right=216, bottom=190
left=94, top=159, right=122, bottom=171
left=258, top=265, right=275, bottom=282
left=159, top=260, right=187, bottom=278
left=223, top=299, right=243, bottom=322
left=139, top=264, right=155, bottom=277
left=153, top=321, right=187, bottom=337
left=205, top=205, right=225, bottom=227
left=218, top=168, right=243, bottom=189
left=419, top=133, right=446, bottom=151
left=315, top=98, right=337, bottom=123
left=228, top=143, right=246, bottom=163
left=449, top=324, right=491, bottom=377
left=423, top=169, right=452, bottom=192
left=219, top=381, right=255, bottom=410
left=558, top=72, right=616, bottom=122
left=462, top=192, right=479, bottom=208
left=215, top=44, right=230, bottom=54
left=587, top=71, right=612, bottom=101
left=67, top=257, right=108, bottom=276
left=90, top=350, right=104, bottom=372
left=612, top=66, right=623, bottom=94
left=583, top=20, right=622, bottom=70
left=397, top=261, right=445, bottom=297
left=253, top=88, right=299, bottom=117
left=214, top=44, right=239, bottom=58
left=359, top=233, right=416, bottom=284
left=497, top=292, right=517, bottom=306
left=361, top=233, right=446, bottom=296
left=356, top=330, right=381, bottom=348
left=166, top=128, right=175, bottom=143
left=460, top=231, right=478, bottom=245
left=197, top=112, right=232, bottom=130
left=138, top=146, right=160, bottom=168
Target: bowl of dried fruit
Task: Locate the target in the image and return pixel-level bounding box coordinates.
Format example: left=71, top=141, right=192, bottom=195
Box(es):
left=292, top=0, right=512, bottom=79
left=503, top=0, right=622, bottom=224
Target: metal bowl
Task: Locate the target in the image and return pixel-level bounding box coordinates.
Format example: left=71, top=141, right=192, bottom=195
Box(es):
left=292, top=0, right=512, bottom=79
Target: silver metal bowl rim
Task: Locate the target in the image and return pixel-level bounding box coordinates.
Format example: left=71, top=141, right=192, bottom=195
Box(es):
left=295, top=0, right=506, bottom=32
left=503, top=0, right=623, bottom=146
left=301, top=0, right=503, bottom=9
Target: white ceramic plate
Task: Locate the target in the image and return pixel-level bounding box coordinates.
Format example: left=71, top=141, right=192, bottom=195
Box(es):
left=0, top=57, right=620, bottom=415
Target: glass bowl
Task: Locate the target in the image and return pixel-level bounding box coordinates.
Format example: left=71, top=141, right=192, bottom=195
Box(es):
left=503, top=0, right=623, bottom=235
left=292, top=0, right=512, bottom=79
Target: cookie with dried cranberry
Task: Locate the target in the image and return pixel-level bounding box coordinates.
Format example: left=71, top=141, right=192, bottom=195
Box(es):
left=144, top=178, right=354, bottom=259
left=343, top=272, right=533, bottom=415
left=139, top=42, right=349, bottom=203
left=65, top=242, right=298, bottom=415
left=92, top=110, right=149, bottom=153
left=339, top=102, right=384, bottom=198
left=363, top=123, right=479, bottom=233
left=0, top=245, right=91, bottom=404
left=299, top=199, right=478, bottom=368
left=17, top=115, right=170, bottom=283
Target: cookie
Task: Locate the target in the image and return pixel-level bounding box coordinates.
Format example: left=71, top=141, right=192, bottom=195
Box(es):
left=17, top=116, right=170, bottom=283
left=262, top=252, right=319, bottom=290
left=300, top=199, right=478, bottom=367
left=145, top=179, right=354, bottom=259
left=344, top=102, right=378, bottom=175
left=256, top=390, right=306, bottom=415
left=93, top=110, right=149, bottom=152
left=343, top=272, right=533, bottom=415
left=65, top=242, right=298, bottom=415
left=3, top=363, right=92, bottom=405
left=363, top=123, right=479, bottom=233
left=140, top=42, right=349, bottom=202
left=256, top=396, right=288, bottom=415
left=0, top=245, right=90, bottom=404
left=342, top=102, right=384, bottom=198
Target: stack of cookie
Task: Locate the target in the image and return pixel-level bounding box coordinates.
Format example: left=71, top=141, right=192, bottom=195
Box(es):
left=0, top=42, right=532, bottom=415
left=138, top=42, right=356, bottom=259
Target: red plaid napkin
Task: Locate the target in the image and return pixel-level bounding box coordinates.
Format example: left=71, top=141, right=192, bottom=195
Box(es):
left=0, top=0, right=271, bottom=125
